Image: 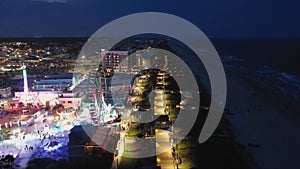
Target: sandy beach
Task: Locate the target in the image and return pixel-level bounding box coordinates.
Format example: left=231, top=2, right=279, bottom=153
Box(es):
left=167, top=40, right=300, bottom=168
left=224, top=65, right=300, bottom=169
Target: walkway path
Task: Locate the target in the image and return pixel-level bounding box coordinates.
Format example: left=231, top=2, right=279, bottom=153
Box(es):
left=156, top=129, right=174, bottom=169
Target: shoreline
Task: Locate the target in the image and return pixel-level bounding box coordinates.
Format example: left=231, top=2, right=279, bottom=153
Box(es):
left=224, top=64, right=300, bottom=168
left=164, top=40, right=259, bottom=169
left=165, top=39, right=300, bottom=168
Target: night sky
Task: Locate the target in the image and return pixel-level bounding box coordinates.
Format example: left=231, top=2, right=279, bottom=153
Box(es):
left=0, top=0, right=299, bottom=38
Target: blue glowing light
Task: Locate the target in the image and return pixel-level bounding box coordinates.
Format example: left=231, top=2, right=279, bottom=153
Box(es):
left=43, top=141, right=62, bottom=152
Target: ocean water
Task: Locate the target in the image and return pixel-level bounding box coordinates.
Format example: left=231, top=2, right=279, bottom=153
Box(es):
left=212, top=39, right=300, bottom=100
left=167, top=38, right=300, bottom=101
left=211, top=39, right=300, bottom=77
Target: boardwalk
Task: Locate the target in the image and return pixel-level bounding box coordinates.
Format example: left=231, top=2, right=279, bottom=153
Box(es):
left=156, top=129, right=174, bottom=169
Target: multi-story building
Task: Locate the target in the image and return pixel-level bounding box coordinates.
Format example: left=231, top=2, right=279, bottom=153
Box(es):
left=101, top=51, right=129, bottom=72
left=58, top=92, right=82, bottom=110
left=34, top=73, right=73, bottom=91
